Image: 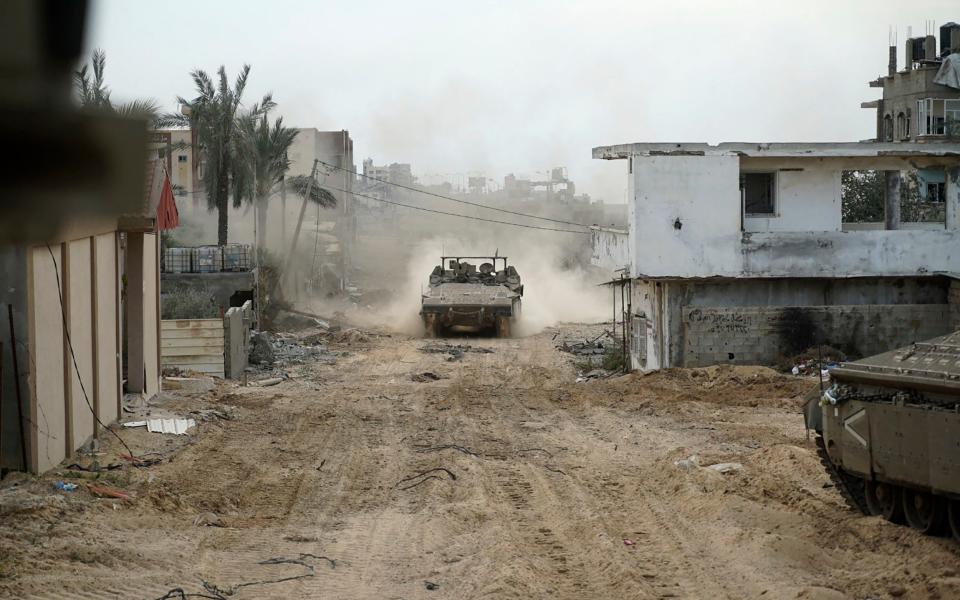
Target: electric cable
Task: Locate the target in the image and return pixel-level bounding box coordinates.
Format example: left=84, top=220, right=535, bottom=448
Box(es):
left=318, top=160, right=592, bottom=229
left=46, top=244, right=137, bottom=460
left=318, top=183, right=589, bottom=234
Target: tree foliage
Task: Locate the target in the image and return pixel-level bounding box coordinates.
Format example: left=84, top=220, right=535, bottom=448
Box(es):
left=157, top=65, right=273, bottom=245
left=285, top=175, right=338, bottom=209
left=75, top=49, right=159, bottom=119
left=234, top=110, right=300, bottom=248
left=841, top=170, right=943, bottom=224
left=840, top=170, right=885, bottom=223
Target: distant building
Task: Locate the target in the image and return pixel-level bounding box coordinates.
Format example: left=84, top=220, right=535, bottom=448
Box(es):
left=150, top=128, right=200, bottom=209
left=360, top=158, right=414, bottom=196
left=503, top=168, right=577, bottom=202
left=286, top=129, right=355, bottom=293
left=864, top=22, right=960, bottom=143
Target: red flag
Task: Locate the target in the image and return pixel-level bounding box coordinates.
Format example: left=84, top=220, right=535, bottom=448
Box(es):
left=156, top=172, right=179, bottom=230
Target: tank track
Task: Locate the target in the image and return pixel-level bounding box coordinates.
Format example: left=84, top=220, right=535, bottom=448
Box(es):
left=814, top=435, right=869, bottom=515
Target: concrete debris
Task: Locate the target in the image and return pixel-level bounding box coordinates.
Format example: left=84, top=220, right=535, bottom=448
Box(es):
left=251, top=377, right=284, bottom=387
left=561, top=341, right=606, bottom=355
left=705, top=462, right=743, bottom=474
left=249, top=331, right=276, bottom=365
left=123, top=418, right=197, bottom=435
left=419, top=342, right=495, bottom=361
left=558, top=331, right=618, bottom=368
left=193, top=512, right=224, bottom=527
left=576, top=368, right=614, bottom=382
left=248, top=330, right=339, bottom=367
left=673, top=455, right=700, bottom=470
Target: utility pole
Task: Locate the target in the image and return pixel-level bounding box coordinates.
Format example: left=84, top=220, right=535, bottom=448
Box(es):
left=274, top=159, right=319, bottom=297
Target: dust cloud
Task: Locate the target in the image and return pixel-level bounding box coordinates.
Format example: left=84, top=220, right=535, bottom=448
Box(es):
left=341, top=229, right=611, bottom=338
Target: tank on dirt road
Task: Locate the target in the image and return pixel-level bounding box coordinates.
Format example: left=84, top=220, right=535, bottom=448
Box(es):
left=420, top=256, right=522, bottom=338
left=804, top=329, right=960, bottom=542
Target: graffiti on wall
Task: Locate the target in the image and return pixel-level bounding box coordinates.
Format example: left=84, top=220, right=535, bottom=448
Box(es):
left=687, top=308, right=752, bottom=334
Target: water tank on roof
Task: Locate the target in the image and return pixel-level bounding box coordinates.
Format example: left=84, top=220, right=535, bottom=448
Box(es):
left=908, top=36, right=927, bottom=63
left=942, top=22, right=960, bottom=56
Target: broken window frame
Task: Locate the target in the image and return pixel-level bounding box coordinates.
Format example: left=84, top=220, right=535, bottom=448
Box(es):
left=917, top=98, right=954, bottom=136
left=946, top=99, right=960, bottom=137
left=740, top=171, right=777, bottom=218
left=926, top=181, right=946, bottom=203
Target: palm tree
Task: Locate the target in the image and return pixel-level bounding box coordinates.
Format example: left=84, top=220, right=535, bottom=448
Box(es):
left=234, top=110, right=299, bottom=250
left=158, top=65, right=272, bottom=246
left=75, top=49, right=160, bottom=118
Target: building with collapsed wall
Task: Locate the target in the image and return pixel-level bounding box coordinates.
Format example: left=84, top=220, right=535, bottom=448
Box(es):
left=592, top=23, right=960, bottom=373
left=592, top=141, right=960, bottom=372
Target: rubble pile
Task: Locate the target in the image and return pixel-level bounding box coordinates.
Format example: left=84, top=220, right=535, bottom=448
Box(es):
left=557, top=331, right=616, bottom=367
left=248, top=330, right=338, bottom=368
left=778, top=345, right=847, bottom=376
left=419, top=342, right=494, bottom=361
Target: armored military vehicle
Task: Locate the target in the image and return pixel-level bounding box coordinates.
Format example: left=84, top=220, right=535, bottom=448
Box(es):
left=804, top=330, right=960, bottom=541
left=420, top=256, right=522, bottom=338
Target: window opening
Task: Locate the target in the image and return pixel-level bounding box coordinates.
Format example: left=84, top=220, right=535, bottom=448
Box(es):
left=740, top=172, right=776, bottom=216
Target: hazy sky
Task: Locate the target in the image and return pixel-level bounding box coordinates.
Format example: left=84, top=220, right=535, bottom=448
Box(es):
left=88, top=0, right=957, bottom=203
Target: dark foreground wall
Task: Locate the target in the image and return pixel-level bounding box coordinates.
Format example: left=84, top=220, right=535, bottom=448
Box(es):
left=667, top=276, right=957, bottom=367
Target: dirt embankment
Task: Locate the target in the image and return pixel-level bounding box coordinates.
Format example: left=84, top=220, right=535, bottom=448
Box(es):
left=1, top=327, right=957, bottom=600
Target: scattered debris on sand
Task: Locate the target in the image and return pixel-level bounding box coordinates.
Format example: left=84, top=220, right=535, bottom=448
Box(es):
left=419, top=342, right=495, bottom=361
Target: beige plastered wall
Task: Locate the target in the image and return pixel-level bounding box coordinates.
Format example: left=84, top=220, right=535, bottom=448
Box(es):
left=27, top=231, right=155, bottom=473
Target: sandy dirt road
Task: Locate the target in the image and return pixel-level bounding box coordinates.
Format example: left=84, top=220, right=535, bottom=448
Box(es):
left=1, top=326, right=958, bottom=599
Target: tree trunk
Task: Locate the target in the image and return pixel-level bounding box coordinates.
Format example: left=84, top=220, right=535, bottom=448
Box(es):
left=256, top=194, right=269, bottom=251
left=216, top=155, right=230, bottom=246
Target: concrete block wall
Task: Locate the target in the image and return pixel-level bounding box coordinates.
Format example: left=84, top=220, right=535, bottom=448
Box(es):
left=950, top=279, right=960, bottom=330
left=682, top=304, right=953, bottom=367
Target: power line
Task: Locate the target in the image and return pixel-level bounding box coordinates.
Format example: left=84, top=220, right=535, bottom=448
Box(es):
left=317, top=160, right=592, bottom=229
left=320, top=183, right=589, bottom=234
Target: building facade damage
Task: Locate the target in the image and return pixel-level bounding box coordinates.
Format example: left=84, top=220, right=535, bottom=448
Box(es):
left=592, top=142, right=960, bottom=372
left=593, top=24, right=960, bottom=373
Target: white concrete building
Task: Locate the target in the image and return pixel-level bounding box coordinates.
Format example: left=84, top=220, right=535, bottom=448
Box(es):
left=592, top=142, right=960, bottom=372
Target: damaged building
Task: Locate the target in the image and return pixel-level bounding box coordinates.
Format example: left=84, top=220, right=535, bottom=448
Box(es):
left=593, top=24, right=960, bottom=372
left=863, top=22, right=960, bottom=201
left=592, top=142, right=959, bottom=371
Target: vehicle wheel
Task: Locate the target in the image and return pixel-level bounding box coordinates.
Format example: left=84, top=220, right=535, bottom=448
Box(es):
left=496, top=316, right=510, bottom=338
left=865, top=480, right=903, bottom=523
left=902, top=488, right=946, bottom=534
left=948, top=499, right=960, bottom=543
